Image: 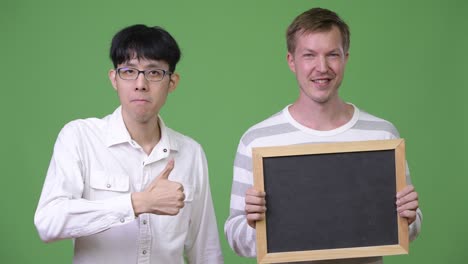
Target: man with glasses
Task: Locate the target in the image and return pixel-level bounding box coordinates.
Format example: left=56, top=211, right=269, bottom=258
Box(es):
left=225, top=8, right=422, bottom=263
left=34, top=25, right=223, bottom=264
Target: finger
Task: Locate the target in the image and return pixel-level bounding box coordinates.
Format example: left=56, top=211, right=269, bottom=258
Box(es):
left=246, top=213, right=265, bottom=223
left=177, top=183, right=184, bottom=193
left=396, top=191, right=418, bottom=206
left=247, top=219, right=257, bottom=229
left=396, top=185, right=415, bottom=199
left=397, top=200, right=419, bottom=212
left=399, top=210, right=416, bottom=223
left=245, top=195, right=266, bottom=206
left=245, top=204, right=267, bottom=214
left=246, top=188, right=266, bottom=197
left=156, top=159, right=175, bottom=180
left=177, top=200, right=185, bottom=209
left=177, top=191, right=186, bottom=202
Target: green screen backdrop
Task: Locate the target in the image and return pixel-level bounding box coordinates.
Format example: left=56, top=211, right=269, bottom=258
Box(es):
left=1, top=0, right=467, bottom=263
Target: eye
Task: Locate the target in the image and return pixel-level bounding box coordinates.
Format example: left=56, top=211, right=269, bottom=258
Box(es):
left=147, top=70, right=162, bottom=77
left=120, top=68, right=135, bottom=75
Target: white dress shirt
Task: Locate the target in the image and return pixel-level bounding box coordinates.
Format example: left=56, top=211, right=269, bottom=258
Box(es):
left=34, top=106, right=223, bottom=264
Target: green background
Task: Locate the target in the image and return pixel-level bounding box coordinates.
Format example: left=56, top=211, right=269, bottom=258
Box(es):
left=1, top=0, right=467, bottom=263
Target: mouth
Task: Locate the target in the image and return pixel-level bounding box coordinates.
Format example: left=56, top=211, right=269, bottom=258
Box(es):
left=311, top=78, right=333, bottom=87
left=131, top=99, right=150, bottom=103
left=312, top=78, right=331, bottom=84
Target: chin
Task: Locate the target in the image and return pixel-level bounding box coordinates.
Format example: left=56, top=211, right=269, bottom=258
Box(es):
left=131, top=111, right=154, bottom=123
left=309, top=91, right=332, bottom=104
left=312, top=98, right=331, bottom=104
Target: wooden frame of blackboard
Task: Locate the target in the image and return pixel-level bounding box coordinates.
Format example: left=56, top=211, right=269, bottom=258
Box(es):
left=252, top=139, right=408, bottom=264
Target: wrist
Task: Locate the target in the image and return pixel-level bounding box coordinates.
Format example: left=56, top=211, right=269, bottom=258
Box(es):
left=131, top=192, right=146, bottom=216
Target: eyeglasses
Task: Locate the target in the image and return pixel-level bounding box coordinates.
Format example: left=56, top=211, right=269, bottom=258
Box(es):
left=116, top=67, right=172, bottom=82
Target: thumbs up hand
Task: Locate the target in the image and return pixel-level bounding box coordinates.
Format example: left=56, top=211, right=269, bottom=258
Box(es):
left=131, top=159, right=186, bottom=216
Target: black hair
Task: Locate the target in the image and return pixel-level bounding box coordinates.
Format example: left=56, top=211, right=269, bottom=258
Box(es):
left=110, top=24, right=181, bottom=72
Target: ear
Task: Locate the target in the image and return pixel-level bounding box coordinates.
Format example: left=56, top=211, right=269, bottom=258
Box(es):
left=108, top=69, right=118, bottom=91
left=344, top=52, right=349, bottom=64
left=287, top=52, right=296, bottom=73
left=168, top=73, right=180, bottom=93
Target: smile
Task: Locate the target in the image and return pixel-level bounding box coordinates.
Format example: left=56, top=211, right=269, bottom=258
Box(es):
left=312, top=79, right=331, bottom=84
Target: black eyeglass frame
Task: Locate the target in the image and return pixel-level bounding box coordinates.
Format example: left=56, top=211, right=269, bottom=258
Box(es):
left=116, top=67, right=173, bottom=82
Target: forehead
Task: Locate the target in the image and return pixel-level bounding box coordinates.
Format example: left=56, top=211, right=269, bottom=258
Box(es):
left=119, top=57, right=169, bottom=69
left=294, top=26, right=344, bottom=52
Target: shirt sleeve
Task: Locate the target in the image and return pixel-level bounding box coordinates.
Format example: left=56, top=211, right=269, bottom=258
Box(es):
left=224, top=140, right=257, bottom=257
left=405, top=162, right=423, bottom=241
left=392, top=128, right=423, bottom=242
left=184, top=146, right=223, bottom=263
left=34, top=123, right=135, bottom=242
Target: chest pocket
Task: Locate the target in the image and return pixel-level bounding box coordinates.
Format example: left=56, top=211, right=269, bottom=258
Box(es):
left=87, top=171, right=130, bottom=200
left=156, top=185, right=194, bottom=235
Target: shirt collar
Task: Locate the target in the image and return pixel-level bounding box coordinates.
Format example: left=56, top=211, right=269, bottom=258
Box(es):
left=105, top=106, right=179, bottom=152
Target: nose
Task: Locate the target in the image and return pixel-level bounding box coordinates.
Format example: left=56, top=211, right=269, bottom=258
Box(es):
left=135, top=72, right=148, bottom=91
left=316, top=56, right=329, bottom=73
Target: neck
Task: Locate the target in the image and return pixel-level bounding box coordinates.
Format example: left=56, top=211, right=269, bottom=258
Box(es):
left=122, top=112, right=161, bottom=155
left=289, top=97, right=353, bottom=131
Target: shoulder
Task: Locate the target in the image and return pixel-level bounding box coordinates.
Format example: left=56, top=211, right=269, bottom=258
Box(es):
left=247, top=109, right=285, bottom=130
left=355, top=108, right=401, bottom=138
left=60, top=116, right=108, bottom=136
left=166, top=126, right=203, bottom=152
left=56, top=113, right=112, bottom=145
left=239, top=107, right=296, bottom=147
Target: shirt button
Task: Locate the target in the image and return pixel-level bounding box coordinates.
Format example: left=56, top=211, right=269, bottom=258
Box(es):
left=142, top=161, right=145, bottom=165
left=142, top=250, right=147, bottom=255
left=120, top=218, right=125, bottom=223
left=163, top=148, right=167, bottom=152
left=106, top=184, right=111, bottom=188
left=142, top=220, right=147, bottom=225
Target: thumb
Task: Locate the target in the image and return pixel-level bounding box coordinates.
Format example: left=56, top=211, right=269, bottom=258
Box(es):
left=156, top=159, right=175, bottom=180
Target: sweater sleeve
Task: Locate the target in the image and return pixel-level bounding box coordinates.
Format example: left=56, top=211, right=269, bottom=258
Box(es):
left=224, top=140, right=257, bottom=257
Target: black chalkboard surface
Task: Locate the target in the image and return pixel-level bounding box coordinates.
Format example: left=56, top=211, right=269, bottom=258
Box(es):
left=252, top=139, right=408, bottom=264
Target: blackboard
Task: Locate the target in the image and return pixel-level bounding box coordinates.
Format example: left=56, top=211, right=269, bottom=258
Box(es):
left=252, top=139, right=408, bottom=263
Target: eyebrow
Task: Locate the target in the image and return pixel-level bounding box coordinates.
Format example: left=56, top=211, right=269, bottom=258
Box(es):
left=122, top=62, right=165, bottom=69
left=302, top=49, right=317, bottom=53
left=328, top=48, right=342, bottom=53
left=302, top=48, right=341, bottom=53
left=299, top=49, right=343, bottom=57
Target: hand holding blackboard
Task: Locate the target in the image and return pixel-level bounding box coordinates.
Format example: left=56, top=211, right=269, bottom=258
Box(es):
left=396, top=185, right=419, bottom=224
left=245, top=188, right=267, bottom=228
